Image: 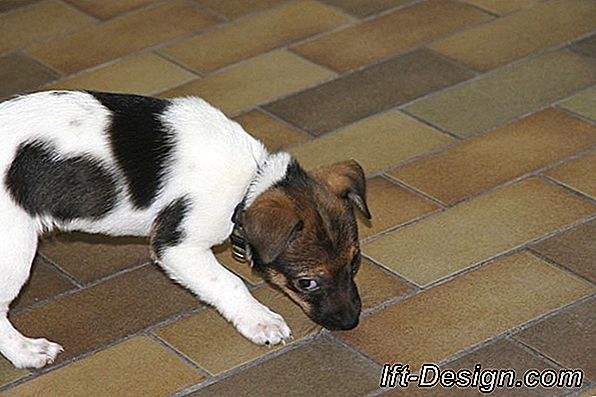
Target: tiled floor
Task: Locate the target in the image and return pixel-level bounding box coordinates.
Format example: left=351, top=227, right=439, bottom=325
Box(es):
left=0, top=1, right=594, bottom=396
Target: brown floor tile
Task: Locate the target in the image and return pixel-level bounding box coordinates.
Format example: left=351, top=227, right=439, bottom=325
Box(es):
left=46, top=52, right=196, bottom=95
left=188, top=337, right=379, bottom=397
left=266, top=49, right=474, bottom=135
left=364, top=178, right=596, bottom=286
left=161, top=50, right=334, bottom=115
left=0, top=0, right=95, bottom=54
left=429, top=0, right=596, bottom=72
left=0, top=0, right=38, bottom=13
left=213, top=242, right=264, bottom=285
left=234, top=110, right=309, bottom=151
left=544, top=151, right=596, bottom=199
left=385, top=339, right=575, bottom=396
left=26, top=0, right=219, bottom=74
left=461, top=0, right=537, bottom=15
left=320, top=0, right=413, bottom=18
left=578, top=386, right=596, bottom=397
left=194, top=0, right=282, bottom=19
left=13, top=257, right=76, bottom=310
left=515, top=299, right=596, bottom=381
left=339, top=252, right=594, bottom=371
left=39, top=233, right=150, bottom=284
left=0, top=53, right=58, bottom=100
left=1, top=336, right=204, bottom=397
left=357, top=259, right=412, bottom=311
left=0, top=357, right=29, bottom=389
left=66, top=0, right=153, bottom=19
left=289, top=111, right=452, bottom=173
left=390, top=109, right=596, bottom=205
left=293, top=0, right=491, bottom=73
left=160, top=1, right=353, bottom=74
left=358, top=176, right=440, bottom=240
left=12, top=266, right=200, bottom=364
left=559, top=87, right=596, bottom=122
left=532, top=219, right=596, bottom=283
left=571, top=34, right=596, bottom=58
left=405, top=50, right=596, bottom=137
left=155, top=286, right=320, bottom=375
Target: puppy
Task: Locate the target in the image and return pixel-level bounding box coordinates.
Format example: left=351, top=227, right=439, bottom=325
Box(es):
left=0, top=91, right=370, bottom=369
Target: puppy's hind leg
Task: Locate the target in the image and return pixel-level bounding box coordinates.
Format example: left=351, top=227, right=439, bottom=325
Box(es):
left=0, top=204, right=63, bottom=369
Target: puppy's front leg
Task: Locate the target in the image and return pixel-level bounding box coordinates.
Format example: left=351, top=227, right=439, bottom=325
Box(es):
left=156, top=246, right=292, bottom=345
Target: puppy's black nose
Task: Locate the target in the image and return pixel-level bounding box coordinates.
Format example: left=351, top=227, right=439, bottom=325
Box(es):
left=325, top=310, right=360, bottom=330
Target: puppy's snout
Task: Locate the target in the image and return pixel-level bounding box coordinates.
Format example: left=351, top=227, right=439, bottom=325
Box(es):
left=322, top=295, right=361, bottom=330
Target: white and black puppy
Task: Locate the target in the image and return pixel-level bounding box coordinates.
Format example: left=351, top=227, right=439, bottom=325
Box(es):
left=0, top=90, right=370, bottom=369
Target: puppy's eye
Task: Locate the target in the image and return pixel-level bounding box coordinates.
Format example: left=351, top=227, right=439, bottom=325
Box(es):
left=351, top=251, right=361, bottom=275
left=296, top=278, right=319, bottom=292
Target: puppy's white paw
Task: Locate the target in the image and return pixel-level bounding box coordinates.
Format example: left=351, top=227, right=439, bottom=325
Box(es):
left=4, top=337, right=63, bottom=369
left=234, top=305, right=292, bottom=346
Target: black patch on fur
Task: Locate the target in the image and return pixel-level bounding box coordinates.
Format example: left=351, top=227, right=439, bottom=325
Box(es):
left=90, top=91, right=174, bottom=209
left=152, top=197, right=191, bottom=259
left=49, top=91, right=70, bottom=96
left=5, top=141, right=117, bottom=221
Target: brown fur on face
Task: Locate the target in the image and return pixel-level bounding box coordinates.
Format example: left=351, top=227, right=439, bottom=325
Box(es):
left=242, top=159, right=369, bottom=330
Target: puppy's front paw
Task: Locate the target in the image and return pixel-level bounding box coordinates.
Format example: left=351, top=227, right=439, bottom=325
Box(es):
left=4, top=337, right=63, bottom=369
left=234, top=305, right=292, bottom=346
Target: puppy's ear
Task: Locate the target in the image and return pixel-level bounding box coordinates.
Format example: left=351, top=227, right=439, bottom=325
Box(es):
left=311, top=160, right=371, bottom=219
left=242, top=190, right=303, bottom=264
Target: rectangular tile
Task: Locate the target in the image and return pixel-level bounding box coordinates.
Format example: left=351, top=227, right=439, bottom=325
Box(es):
left=390, top=109, right=596, bottom=205
left=559, top=87, right=596, bottom=121
left=515, top=299, right=596, bottom=381
left=571, top=33, right=596, bottom=58
left=266, top=49, right=474, bottom=135
left=358, top=176, right=440, bottom=239
left=0, top=53, right=58, bottom=100
left=26, top=0, right=219, bottom=74
left=160, top=1, right=353, bottom=73
left=339, top=252, right=594, bottom=371
left=290, top=111, right=452, bottom=174
left=160, top=51, right=334, bottom=115
left=364, top=178, right=596, bottom=286
left=2, top=337, right=204, bottom=397
left=46, top=52, right=196, bottom=95
left=462, top=0, right=537, bottom=15
left=430, top=0, right=596, bottom=71
left=293, top=0, right=491, bottom=72
left=155, top=286, right=319, bottom=375
left=320, top=0, right=413, bottom=18
left=357, top=259, right=412, bottom=311
left=12, top=266, right=199, bottom=364
left=544, top=151, right=596, bottom=199
left=67, top=0, right=153, bottom=19
left=233, top=109, right=309, bottom=151
left=405, top=50, right=596, bottom=137
left=39, top=233, right=150, bottom=284
left=188, top=337, right=379, bottom=397
left=194, top=0, right=282, bottom=19
left=0, top=0, right=95, bottom=54
left=532, top=219, right=596, bottom=283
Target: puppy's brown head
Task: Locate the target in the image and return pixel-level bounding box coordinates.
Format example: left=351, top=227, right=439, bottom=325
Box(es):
left=241, top=159, right=370, bottom=330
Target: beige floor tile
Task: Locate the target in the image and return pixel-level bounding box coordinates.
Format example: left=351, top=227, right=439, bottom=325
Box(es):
left=357, top=259, right=412, bottom=311
left=0, top=0, right=95, bottom=54
left=293, top=0, right=491, bottom=72
left=405, top=50, right=596, bottom=137
left=155, top=286, right=320, bottom=375
left=161, top=1, right=353, bottom=73
left=194, top=0, right=283, bottom=19
left=0, top=357, right=29, bottom=389
left=26, top=0, right=219, bottom=74
left=1, top=337, right=204, bottom=397
left=289, top=111, right=452, bottom=174
left=364, top=178, right=596, bottom=286
left=339, top=252, right=594, bottom=370
left=67, top=0, right=153, bottom=19
left=559, top=87, right=596, bottom=121
left=321, top=0, right=413, bottom=18
left=160, top=51, right=334, bottom=115
left=390, top=109, right=596, bottom=205
left=544, top=151, right=596, bottom=199
left=188, top=337, right=379, bottom=397
left=461, top=0, right=537, bottom=15
left=515, top=299, right=596, bottom=381
left=234, top=110, right=309, bottom=151
left=430, top=0, right=596, bottom=71
left=46, top=53, right=196, bottom=95
left=358, top=176, right=440, bottom=240
left=0, top=53, right=58, bottom=100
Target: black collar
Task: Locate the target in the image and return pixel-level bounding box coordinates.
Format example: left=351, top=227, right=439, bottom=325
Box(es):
left=230, top=200, right=252, bottom=265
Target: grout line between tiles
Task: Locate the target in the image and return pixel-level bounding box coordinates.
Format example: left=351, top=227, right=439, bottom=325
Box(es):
left=398, top=107, right=465, bottom=141
left=256, top=106, right=318, bottom=139
left=380, top=173, right=448, bottom=208
left=527, top=248, right=596, bottom=288
left=508, top=337, right=571, bottom=372
left=36, top=254, right=85, bottom=289
left=454, top=0, right=500, bottom=18
left=146, top=332, right=213, bottom=379
left=152, top=50, right=204, bottom=78
left=540, top=174, right=596, bottom=205
left=556, top=104, right=596, bottom=127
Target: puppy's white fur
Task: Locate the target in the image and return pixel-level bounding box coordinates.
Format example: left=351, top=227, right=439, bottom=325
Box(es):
left=0, top=91, right=292, bottom=368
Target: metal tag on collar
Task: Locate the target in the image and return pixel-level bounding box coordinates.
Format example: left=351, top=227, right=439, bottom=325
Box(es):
left=230, top=224, right=252, bottom=265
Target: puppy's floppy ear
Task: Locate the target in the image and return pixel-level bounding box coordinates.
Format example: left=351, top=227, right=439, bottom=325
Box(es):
left=311, top=160, right=371, bottom=220
left=242, top=190, right=303, bottom=264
